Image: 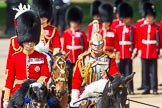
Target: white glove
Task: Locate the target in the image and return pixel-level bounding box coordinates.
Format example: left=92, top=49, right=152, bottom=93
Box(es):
left=3, top=101, right=9, bottom=108
left=159, top=49, right=162, bottom=58
left=138, top=50, right=142, bottom=57
left=131, top=48, right=137, bottom=59
left=69, top=89, right=80, bottom=107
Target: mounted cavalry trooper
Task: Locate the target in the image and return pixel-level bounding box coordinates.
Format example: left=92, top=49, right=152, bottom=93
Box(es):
left=115, top=2, right=137, bottom=95
left=29, top=0, right=61, bottom=72
left=29, top=0, right=61, bottom=55
left=62, top=5, right=88, bottom=101
left=1, top=4, right=50, bottom=108
left=69, top=20, right=120, bottom=108
left=138, top=2, right=161, bottom=95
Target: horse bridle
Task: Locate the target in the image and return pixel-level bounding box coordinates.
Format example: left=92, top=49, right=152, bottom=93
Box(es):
left=52, top=56, right=68, bottom=82
left=106, top=81, right=127, bottom=108
left=51, top=56, right=68, bottom=99
left=29, top=101, right=48, bottom=108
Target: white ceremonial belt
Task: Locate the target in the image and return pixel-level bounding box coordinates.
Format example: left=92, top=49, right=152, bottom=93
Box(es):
left=142, top=39, right=157, bottom=44
left=119, top=41, right=132, bottom=45
left=66, top=45, right=83, bottom=50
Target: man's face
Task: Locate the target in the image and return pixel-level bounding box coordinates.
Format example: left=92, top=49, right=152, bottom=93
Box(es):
left=70, top=21, right=80, bottom=29
left=23, top=42, right=35, bottom=52
left=91, top=43, right=104, bottom=55
left=40, top=17, right=48, bottom=25
left=93, top=15, right=100, bottom=20
left=102, top=22, right=111, bottom=28
left=145, top=15, right=155, bottom=24
left=121, top=17, right=131, bottom=25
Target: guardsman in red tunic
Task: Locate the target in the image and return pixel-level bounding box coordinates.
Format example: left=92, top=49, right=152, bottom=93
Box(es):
left=29, top=0, right=61, bottom=55
left=2, top=5, right=50, bottom=108
left=110, top=0, right=123, bottom=30
left=115, top=2, right=137, bottom=95
left=159, top=20, right=162, bottom=86
left=135, top=1, right=152, bottom=90
left=87, top=0, right=102, bottom=42
left=138, top=2, right=161, bottom=95
left=62, top=6, right=88, bottom=100
left=69, top=20, right=120, bottom=107
left=98, top=3, right=117, bottom=53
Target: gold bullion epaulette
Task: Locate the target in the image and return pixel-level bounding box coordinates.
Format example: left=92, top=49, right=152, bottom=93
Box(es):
left=104, top=52, right=117, bottom=59
left=78, top=51, right=91, bottom=60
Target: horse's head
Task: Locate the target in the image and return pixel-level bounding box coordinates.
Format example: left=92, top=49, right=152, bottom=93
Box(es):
left=101, top=72, right=135, bottom=108
left=25, top=82, right=49, bottom=108
left=51, top=52, right=70, bottom=98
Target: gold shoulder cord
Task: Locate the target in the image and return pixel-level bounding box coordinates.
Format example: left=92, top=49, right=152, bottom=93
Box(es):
left=77, top=51, right=93, bottom=86
left=12, top=38, right=22, bottom=52
left=44, top=26, right=56, bottom=40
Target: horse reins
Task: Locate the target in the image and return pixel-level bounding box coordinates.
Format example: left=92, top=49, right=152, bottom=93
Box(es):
left=127, top=98, right=160, bottom=108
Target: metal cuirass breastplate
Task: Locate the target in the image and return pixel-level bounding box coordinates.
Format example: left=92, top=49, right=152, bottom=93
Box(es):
left=83, top=55, right=110, bottom=82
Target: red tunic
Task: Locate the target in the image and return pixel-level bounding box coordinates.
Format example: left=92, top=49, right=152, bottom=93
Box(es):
left=63, top=29, right=88, bottom=63
left=159, top=20, right=162, bottom=49
left=115, top=24, right=137, bottom=59
left=5, top=36, right=22, bottom=74
left=5, top=51, right=50, bottom=95
left=110, top=19, right=122, bottom=31
left=98, top=28, right=117, bottom=52
left=138, top=22, right=160, bottom=58
left=72, top=52, right=120, bottom=90
left=41, top=25, right=61, bottom=53
left=87, top=22, right=102, bottom=41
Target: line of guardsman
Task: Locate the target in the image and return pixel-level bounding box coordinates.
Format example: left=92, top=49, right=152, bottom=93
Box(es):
left=1, top=0, right=162, bottom=108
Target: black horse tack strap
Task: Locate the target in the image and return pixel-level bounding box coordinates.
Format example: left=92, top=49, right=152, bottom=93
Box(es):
left=127, top=99, right=160, bottom=108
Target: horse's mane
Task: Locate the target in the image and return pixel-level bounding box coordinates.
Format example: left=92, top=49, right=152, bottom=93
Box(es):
left=54, top=52, right=63, bottom=57
left=8, top=79, right=62, bottom=108
left=8, top=79, right=37, bottom=107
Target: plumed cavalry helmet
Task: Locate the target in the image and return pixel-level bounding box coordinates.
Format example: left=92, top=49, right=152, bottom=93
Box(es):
left=29, top=0, right=53, bottom=22
left=99, top=3, right=114, bottom=23
left=90, top=20, right=104, bottom=46
left=66, top=6, right=83, bottom=24
left=13, top=3, right=41, bottom=46
left=90, top=0, right=102, bottom=16
left=142, top=2, right=156, bottom=17
left=118, top=2, right=133, bottom=18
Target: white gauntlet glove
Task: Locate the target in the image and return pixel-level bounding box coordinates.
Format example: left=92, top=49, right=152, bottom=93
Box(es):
left=70, top=89, right=80, bottom=107
left=3, top=101, right=9, bottom=108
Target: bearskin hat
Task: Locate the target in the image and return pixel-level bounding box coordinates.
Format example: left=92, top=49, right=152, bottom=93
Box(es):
left=66, top=6, right=83, bottom=24
left=114, top=0, right=123, bottom=13
left=99, top=3, right=113, bottom=23
left=16, top=11, right=41, bottom=46
left=118, top=2, right=133, bottom=18
left=29, top=0, right=53, bottom=21
left=90, top=0, right=102, bottom=16
left=142, top=2, right=156, bottom=17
